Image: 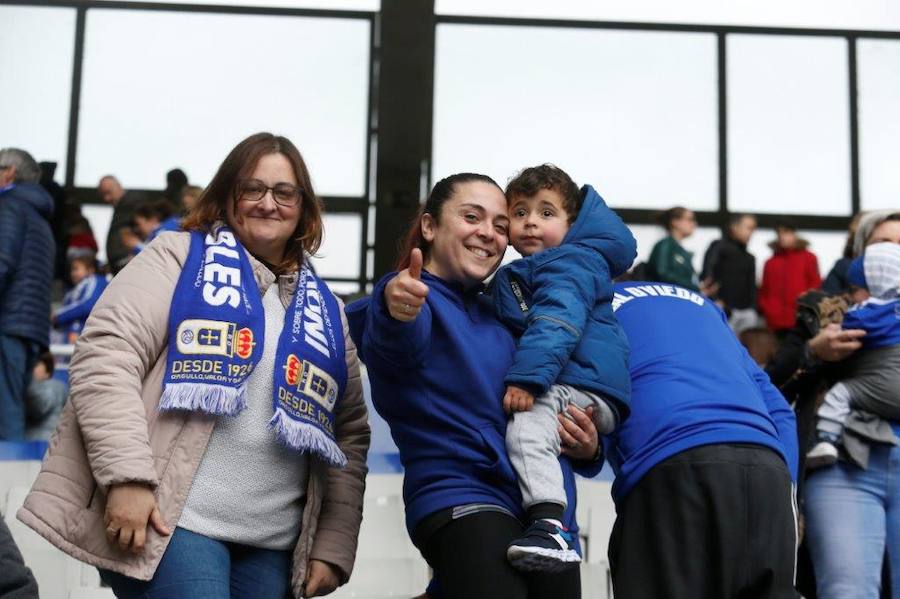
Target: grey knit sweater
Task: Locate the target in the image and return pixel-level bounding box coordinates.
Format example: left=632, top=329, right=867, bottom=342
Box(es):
left=179, top=284, right=310, bottom=549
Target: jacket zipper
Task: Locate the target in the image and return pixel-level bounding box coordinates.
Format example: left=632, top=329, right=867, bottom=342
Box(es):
left=532, top=314, right=579, bottom=337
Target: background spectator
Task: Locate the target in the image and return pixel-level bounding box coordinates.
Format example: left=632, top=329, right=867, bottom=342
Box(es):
left=853, top=210, right=900, bottom=257
left=646, top=206, right=703, bottom=291
left=163, top=167, right=188, bottom=211
left=123, top=198, right=181, bottom=254
left=38, top=161, right=69, bottom=281
left=765, top=209, right=900, bottom=598
left=0, top=147, right=55, bottom=440
left=25, top=352, right=67, bottom=440
left=821, top=212, right=863, bottom=295
left=52, top=256, right=108, bottom=343
left=97, top=175, right=145, bottom=274
left=181, top=184, right=204, bottom=214
left=702, top=213, right=759, bottom=333
left=65, top=212, right=99, bottom=264
left=758, top=219, right=822, bottom=335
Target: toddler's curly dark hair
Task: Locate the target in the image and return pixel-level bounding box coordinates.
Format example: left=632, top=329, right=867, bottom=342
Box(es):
left=505, top=164, right=582, bottom=224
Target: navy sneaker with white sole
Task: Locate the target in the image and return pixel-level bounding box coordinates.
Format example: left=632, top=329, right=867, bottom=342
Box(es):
left=507, top=520, right=581, bottom=572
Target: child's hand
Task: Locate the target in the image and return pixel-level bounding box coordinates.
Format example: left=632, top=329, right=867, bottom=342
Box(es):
left=503, top=385, right=534, bottom=413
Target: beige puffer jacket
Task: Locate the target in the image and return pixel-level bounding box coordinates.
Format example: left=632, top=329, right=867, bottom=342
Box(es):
left=17, top=232, right=370, bottom=598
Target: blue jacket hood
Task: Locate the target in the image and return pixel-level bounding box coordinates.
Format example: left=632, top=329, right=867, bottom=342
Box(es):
left=562, top=185, right=636, bottom=277
left=490, top=186, right=635, bottom=412
left=3, top=183, right=54, bottom=221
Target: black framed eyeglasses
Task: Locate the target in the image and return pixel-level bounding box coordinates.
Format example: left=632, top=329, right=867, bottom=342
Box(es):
left=238, top=178, right=302, bottom=207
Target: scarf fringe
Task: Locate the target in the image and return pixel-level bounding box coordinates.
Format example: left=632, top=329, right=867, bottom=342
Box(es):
left=159, top=382, right=247, bottom=416
left=268, top=409, right=348, bottom=468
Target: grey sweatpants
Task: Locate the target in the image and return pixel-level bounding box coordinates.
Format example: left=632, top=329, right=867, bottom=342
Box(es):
left=506, top=384, right=616, bottom=510
left=817, top=344, right=900, bottom=436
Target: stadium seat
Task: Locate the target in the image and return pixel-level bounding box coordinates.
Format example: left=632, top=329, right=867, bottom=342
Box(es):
left=576, top=479, right=616, bottom=599
left=332, top=474, right=432, bottom=597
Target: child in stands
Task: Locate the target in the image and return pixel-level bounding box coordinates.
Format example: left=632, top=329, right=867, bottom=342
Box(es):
left=491, top=164, right=634, bottom=572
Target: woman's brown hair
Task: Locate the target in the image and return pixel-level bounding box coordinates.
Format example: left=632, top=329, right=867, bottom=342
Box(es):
left=182, top=132, right=323, bottom=273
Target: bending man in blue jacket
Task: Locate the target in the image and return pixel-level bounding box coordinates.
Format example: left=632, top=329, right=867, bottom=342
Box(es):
left=491, top=165, right=635, bottom=573
left=595, top=280, right=799, bottom=599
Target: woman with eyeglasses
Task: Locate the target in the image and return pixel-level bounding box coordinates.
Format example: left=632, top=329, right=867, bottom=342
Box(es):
left=17, top=132, right=370, bottom=598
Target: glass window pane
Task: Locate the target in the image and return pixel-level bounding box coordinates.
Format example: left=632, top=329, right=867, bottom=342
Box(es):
left=435, top=0, right=900, bottom=31
left=0, top=6, right=75, bottom=182
left=727, top=35, right=851, bottom=216
left=77, top=10, right=369, bottom=195
left=310, top=213, right=362, bottom=279
left=858, top=39, right=900, bottom=211
left=433, top=25, right=719, bottom=211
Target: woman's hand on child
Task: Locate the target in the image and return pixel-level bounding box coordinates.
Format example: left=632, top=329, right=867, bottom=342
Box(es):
left=386, top=248, right=429, bottom=322
left=503, top=385, right=534, bottom=413
left=558, top=405, right=600, bottom=461
left=104, top=482, right=171, bottom=554
left=807, top=323, right=865, bottom=362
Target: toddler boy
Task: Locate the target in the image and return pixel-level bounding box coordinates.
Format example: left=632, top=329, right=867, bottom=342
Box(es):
left=491, top=164, right=635, bottom=572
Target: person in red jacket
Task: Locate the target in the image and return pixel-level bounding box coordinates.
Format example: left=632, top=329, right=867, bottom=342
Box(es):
left=758, top=220, right=822, bottom=335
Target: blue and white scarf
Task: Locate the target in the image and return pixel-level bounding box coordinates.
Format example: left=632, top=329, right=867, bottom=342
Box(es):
left=159, top=225, right=348, bottom=467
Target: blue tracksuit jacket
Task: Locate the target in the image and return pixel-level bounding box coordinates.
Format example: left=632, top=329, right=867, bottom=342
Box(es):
left=607, top=281, right=799, bottom=505
left=491, top=185, right=636, bottom=417
left=53, top=274, right=108, bottom=336
left=346, top=272, right=600, bottom=537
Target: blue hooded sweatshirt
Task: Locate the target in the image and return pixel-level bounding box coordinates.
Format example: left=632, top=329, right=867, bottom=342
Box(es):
left=606, top=282, right=799, bottom=505
left=346, top=272, right=600, bottom=536
left=491, top=185, right=636, bottom=417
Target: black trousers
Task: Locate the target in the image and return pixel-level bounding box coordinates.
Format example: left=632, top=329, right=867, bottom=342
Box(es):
left=608, top=443, right=798, bottom=599
left=415, top=510, right=581, bottom=599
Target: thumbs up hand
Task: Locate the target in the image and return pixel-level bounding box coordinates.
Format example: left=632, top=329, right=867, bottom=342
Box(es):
left=385, top=248, right=430, bottom=322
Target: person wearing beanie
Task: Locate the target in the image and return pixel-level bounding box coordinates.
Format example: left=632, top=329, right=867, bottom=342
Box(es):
left=806, top=242, right=900, bottom=469
left=764, top=210, right=899, bottom=597
left=852, top=210, right=900, bottom=258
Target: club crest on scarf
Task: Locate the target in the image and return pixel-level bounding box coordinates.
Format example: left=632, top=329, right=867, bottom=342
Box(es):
left=270, top=266, right=347, bottom=465
left=161, top=225, right=348, bottom=467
